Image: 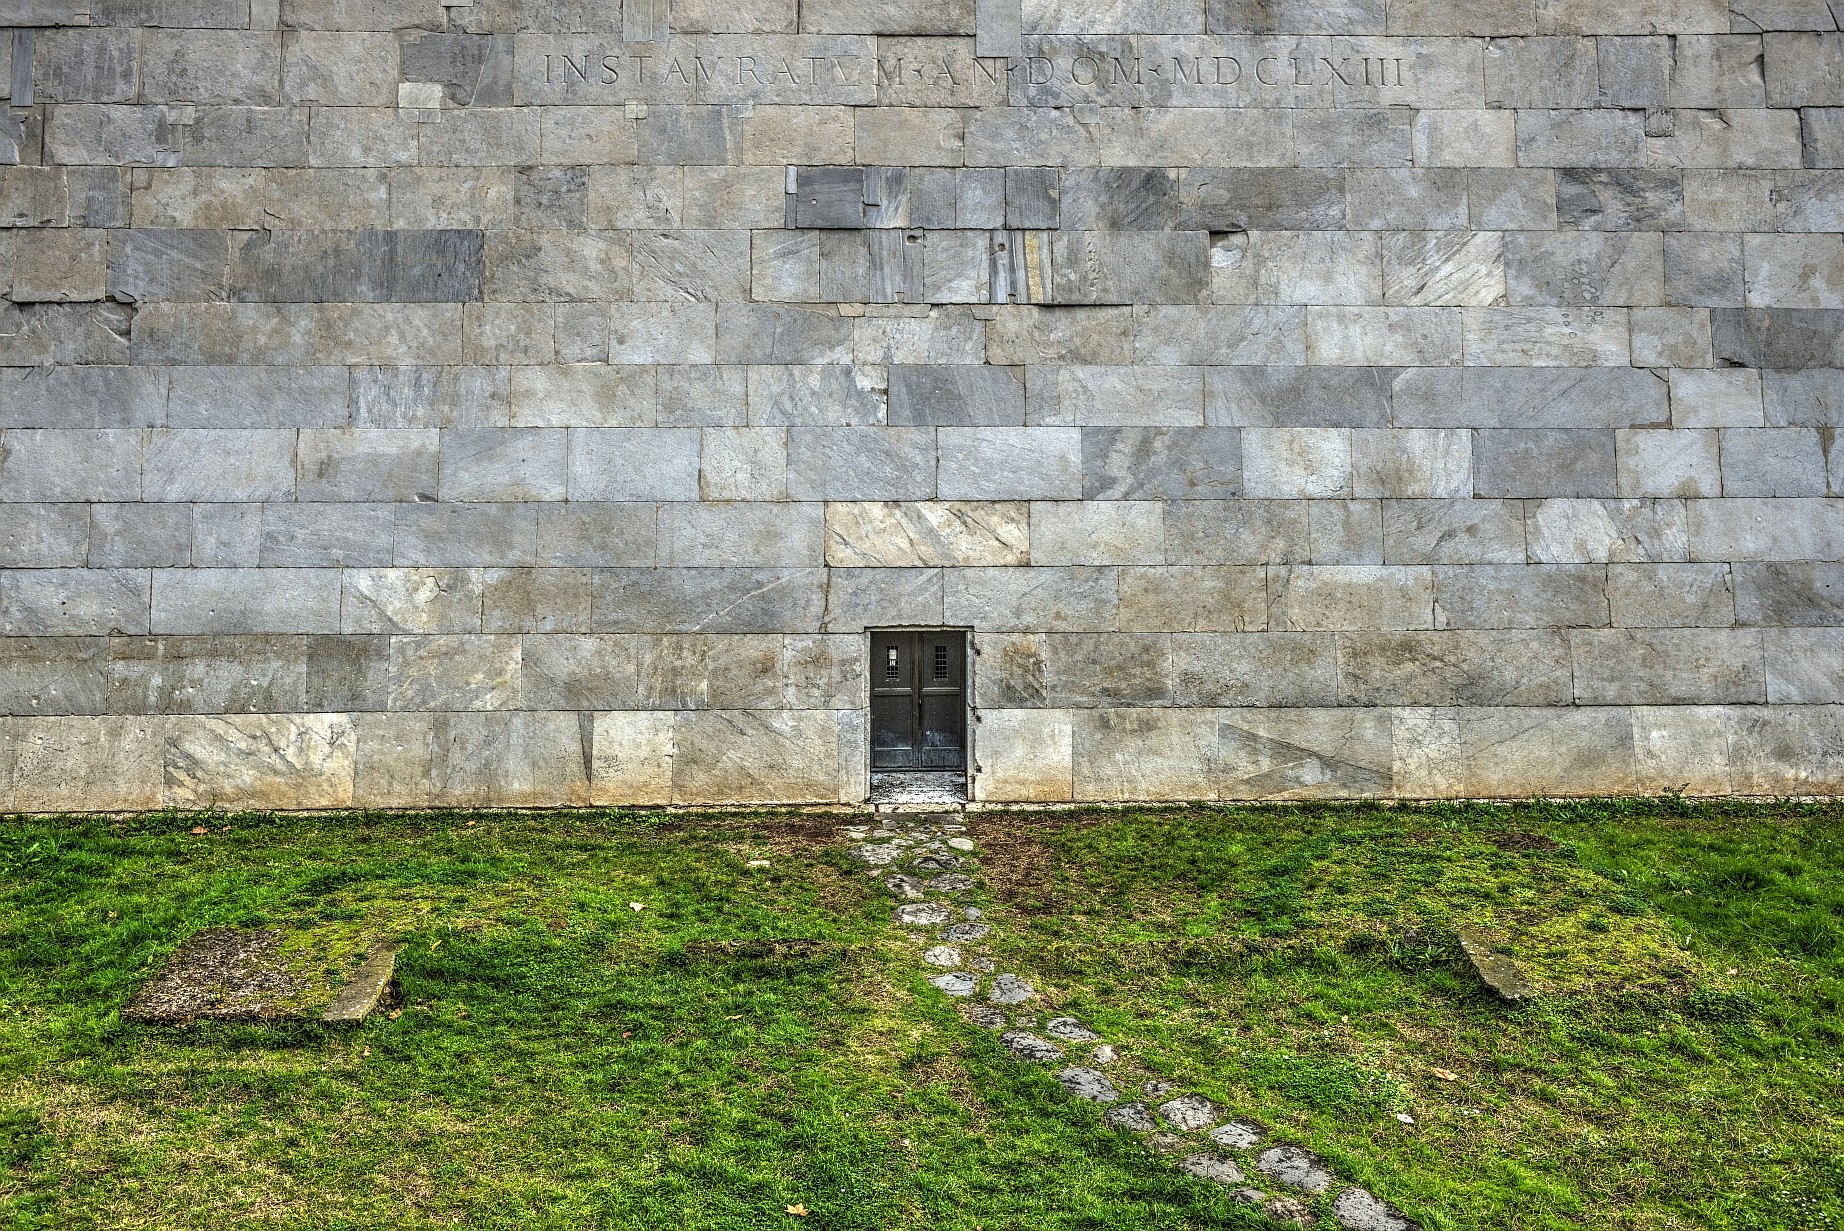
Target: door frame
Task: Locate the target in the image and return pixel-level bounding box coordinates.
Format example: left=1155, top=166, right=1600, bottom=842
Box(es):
left=862, top=626, right=974, bottom=790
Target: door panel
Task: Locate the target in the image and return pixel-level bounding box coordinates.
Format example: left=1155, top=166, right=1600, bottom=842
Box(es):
left=869, top=630, right=966, bottom=771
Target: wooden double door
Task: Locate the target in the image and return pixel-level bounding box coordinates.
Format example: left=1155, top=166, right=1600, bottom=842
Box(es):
left=869, top=630, right=967, bottom=771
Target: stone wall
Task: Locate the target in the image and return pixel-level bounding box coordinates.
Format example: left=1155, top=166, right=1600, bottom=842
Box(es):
left=2, top=0, right=1843, bottom=808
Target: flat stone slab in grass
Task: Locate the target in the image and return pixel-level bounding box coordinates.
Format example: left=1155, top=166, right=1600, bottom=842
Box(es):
left=124, top=928, right=400, bottom=1026
left=987, top=973, right=1035, bottom=1004
left=929, top=972, right=978, bottom=997
left=943, top=922, right=991, bottom=942
left=1159, top=1093, right=1220, bottom=1131
left=1265, top=1195, right=1316, bottom=1225
left=321, top=942, right=403, bottom=1025
left=1056, top=1066, right=1120, bottom=1102
left=849, top=843, right=908, bottom=867
left=884, top=873, right=926, bottom=899
left=1332, top=1186, right=1418, bottom=1231
left=895, top=903, right=953, bottom=926
left=1105, top=1101, right=1159, bottom=1131
left=1209, top=1118, right=1269, bottom=1149
left=927, top=873, right=978, bottom=893
left=963, top=1004, right=1008, bottom=1029
left=1456, top=925, right=1536, bottom=1003
left=1000, top=1030, right=1064, bottom=1063
left=1178, top=1154, right=1247, bottom=1184
left=1257, top=1145, right=1336, bottom=1193
left=922, top=945, right=962, bottom=967
left=1045, top=1016, right=1101, bottom=1041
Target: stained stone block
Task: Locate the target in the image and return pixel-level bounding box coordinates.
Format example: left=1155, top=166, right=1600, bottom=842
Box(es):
left=1073, top=708, right=1215, bottom=800
left=1115, top=566, right=1265, bottom=631
left=143, top=430, right=296, bottom=502
left=853, top=308, right=985, bottom=365
left=1719, top=427, right=1829, bottom=496
left=1614, top=428, right=1722, bottom=497
left=1765, top=370, right=1844, bottom=426
left=1733, top=561, right=1844, bottom=623
left=1205, top=367, right=1391, bottom=430
left=1133, top=306, right=1303, bottom=365
left=937, top=426, right=1082, bottom=498
left=1526, top=498, right=1689, bottom=563
left=0, top=504, right=90, bottom=568
left=394, top=503, right=539, bottom=567
left=106, top=229, right=229, bottom=303
left=1308, top=306, right=1462, bottom=366
left=1030, top=501, right=1162, bottom=566
left=1171, top=632, right=1336, bottom=706
left=591, top=568, right=826, bottom=632
left=1381, top=231, right=1505, bottom=307
left=1351, top=429, right=1471, bottom=498
left=1712, top=308, right=1844, bottom=368
left=1026, top=365, right=1202, bottom=428
left=1177, top=167, right=1346, bottom=230
left=1630, top=306, right=1714, bottom=369
left=0, top=716, right=161, bottom=812
left=1469, top=168, right=1558, bottom=230
left=1765, top=629, right=1844, bottom=702
left=167, top=365, right=348, bottom=428
left=1211, top=231, right=1380, bottom=307
left=1340, top=630, right=1573, bottom=705
left=1380, top=499, right=1526, bottom=564
left=1058, top=167, right=1180, bottom=230
left=0, top=429, right=141, bottom=502
left=887, top=364, right=1024, bottom=425
left=1270, top=565, right=1432, bottom=630
left=228, top=228, right=487, bottom=304
left=825, top=501, right=1027, bottom=566
left=1517, top=109, right=1646, bottom=166
left=1164, top=500, right=1311, bottom=564
left=1609, top=562, right=1735, bottom=627
left=1556, top=168, right=1683, bottom=230
left=1347, top=169, right=1469, bottom=230
left=1242, top=428, right=1352, bottom=498
left=510, top=366, right=654, bottom=429
left=440, top=428, right=568, bottom=502
left=1664, top=233, right=1742, bottom=307
left=1049, top=232, right=1210, bottom=306
left=0, top=568, right=149, bottom=635
left=1473, top=429, right=1616, bottom=498
left=1431, top=562, right=1608, bottom=628
left=1572, top=628, right=1765, bottom=703
left=354, top=366, right=509, bottom=429
left=1485, top=37, right=1600, bottom=109
left=569, top=429, right=700, bottom=501
left=1596, top=37, right=1670, bottom=108
left=670, top=710, right=843, bottom=803
left=1504, top=232, right=1664, bottom=306
left=1690, top=499, right=1844, bottom=562
left=354, top=711, right=589, bottom=808
left=387, top=634, right=521, bottom=711
left=1463, top=307, right=1631, bottom=365
left=821, top=566, right=943, bottom=629
left=745, top=365, right=887, bottom=427
left=1221, top=707, right=1393, bottom=799
left=944, top=566, right=1117, bottom=631
left=786, top=427, right=935, bottom=499
left=151, top=568, right=340, bottom=634
left=1764, top=32, right=1844, bottom=106
left=971, top=708, right=1072, bottom=801
left=259, top=503, right=394, bottom=566
left=1081, top=427, right=1241, bottom=499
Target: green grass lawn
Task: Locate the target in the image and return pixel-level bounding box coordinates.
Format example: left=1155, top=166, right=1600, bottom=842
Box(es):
left=0, top=800, right=1838, bottom=1230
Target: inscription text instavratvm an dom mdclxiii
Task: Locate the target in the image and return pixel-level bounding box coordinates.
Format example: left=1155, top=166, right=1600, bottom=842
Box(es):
left=535, top=52, right=1412, bottom=91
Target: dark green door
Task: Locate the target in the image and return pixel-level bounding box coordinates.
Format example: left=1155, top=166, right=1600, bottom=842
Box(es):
left=869, top=631, right=966, bottom=770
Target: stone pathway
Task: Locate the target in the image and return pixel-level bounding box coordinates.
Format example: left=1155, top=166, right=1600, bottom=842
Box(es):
left=845, top=814, right=1422, bottom=1231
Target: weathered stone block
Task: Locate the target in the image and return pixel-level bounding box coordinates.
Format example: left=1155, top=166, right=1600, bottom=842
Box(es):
left=825, top=500, right=1027, bottom=566
left=1172, top=632, right=1335, bottom=705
